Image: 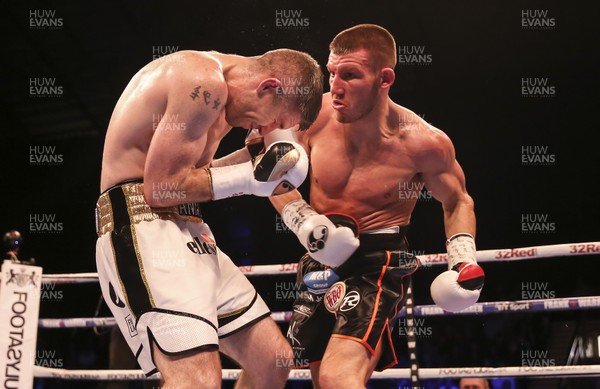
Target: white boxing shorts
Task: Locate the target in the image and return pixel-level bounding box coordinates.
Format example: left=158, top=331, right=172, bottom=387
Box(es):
left=95, top=180, right=270, bottom=376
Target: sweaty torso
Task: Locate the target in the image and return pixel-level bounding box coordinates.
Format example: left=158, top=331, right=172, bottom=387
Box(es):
left=306, top=94, right=435, bottom=231
left=100, top=51, right=230, bottom=192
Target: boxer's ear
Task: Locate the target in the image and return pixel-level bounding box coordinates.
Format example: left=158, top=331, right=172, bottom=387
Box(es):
left=257, top=78, right=282, bottom=96
left=380, top=68, right=395, bottom=88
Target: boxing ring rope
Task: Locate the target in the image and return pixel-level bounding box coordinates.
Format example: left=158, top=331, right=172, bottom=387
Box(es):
left=31, top=241, right=600, bottom=283
left=32, top=364, right=600, bottom=381
left=17, top=241, right=600, bottom=382
left=36, top=295, right=600, bottom=329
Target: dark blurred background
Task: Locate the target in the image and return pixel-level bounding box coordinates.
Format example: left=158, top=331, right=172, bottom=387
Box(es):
left=1, top=0, right=599, bottom=388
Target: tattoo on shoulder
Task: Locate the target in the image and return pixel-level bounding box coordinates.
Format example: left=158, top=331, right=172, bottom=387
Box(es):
left=189, top=85, right=222, bottom=110
left=190, top=86, right=202, bottom=101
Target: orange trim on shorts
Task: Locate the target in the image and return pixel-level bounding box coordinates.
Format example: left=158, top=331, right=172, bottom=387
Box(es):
left=366, top=319, right=398, bottom=371
left=373, top=328, right=384, bottom=352
left=362, top=251, right=391, bottom=344
left=331, top=323, right=399, bottom=370
left=381, top=319, right=399, bottom=370
left=331, top=333, right=376, bottom=355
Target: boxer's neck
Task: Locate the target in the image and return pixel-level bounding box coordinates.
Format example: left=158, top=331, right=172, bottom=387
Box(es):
left=342, top=97, right=396, bottom=142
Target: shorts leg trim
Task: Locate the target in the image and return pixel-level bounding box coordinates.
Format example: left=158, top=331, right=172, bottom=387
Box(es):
left=145, top=368, right=159, bottom=378
left=135, top=344, right=143, bottom=359
left=133, top=308, right=219, bottom=374
left=149, top=307, right=217, bottom=333
left=136, top=344, right=160, bottom=377
left=218, top=292, right=271, bottom=337
left=149, top=327, right=218, bottom=357
left=379, top=320, right=398, bottom=371
left=330, top=334, right=376, bottom=356
left=219, top=312, right=271, bottom=339
left=362, top=251, right=391, bottom=344
left=217, top=291, right=258, bottom=327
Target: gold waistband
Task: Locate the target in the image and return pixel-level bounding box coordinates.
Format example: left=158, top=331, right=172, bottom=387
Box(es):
left=95, top=182, right=203, bottom=237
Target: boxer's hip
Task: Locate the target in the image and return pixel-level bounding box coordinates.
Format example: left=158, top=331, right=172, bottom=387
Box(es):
left=95, top=179, right=203, bottom=237
left=335, top=225, right=417, bottom=276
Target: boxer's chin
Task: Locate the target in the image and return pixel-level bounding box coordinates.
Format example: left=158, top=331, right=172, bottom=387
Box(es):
left=334, top=110, right=352, bottom=123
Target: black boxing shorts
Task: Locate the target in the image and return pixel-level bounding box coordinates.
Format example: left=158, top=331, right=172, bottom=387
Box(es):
left=286, top=225, right=419, bottom=371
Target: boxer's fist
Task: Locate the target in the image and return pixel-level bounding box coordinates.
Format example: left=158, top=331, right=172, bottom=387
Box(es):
left=209, top=141, right=308, bottom=199
left=251, top=141, right=308, bottom=196
left=282, top=200, right=359, bottom=267
left=430, top=233, right=484, bottom=312
left=210, top=127, right=297, bottom=168
left=430, top=262, right=485, bottom=312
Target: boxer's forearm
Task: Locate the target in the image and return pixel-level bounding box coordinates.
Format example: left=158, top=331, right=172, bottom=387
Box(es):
left=210, top=148, right=251, bottom=168
left=269, top=189, right=303, bottom=214
left=442, top=194, right=476, bottom=239
left=144, top=167, right=215, bottom=207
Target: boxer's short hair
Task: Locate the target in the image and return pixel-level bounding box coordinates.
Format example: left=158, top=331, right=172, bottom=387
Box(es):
left=256, top=49, right=324, bottom=131
left=329, top=24, right=397, bottom=70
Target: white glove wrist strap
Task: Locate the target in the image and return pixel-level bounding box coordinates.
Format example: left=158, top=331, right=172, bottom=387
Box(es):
left=281, top=199, right=318, bottom=235
left=208, top=162, right=252, bottom=200
left=446, top=233, right=476, bottom=269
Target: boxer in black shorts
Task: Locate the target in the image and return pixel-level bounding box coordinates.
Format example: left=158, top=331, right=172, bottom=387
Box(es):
left=271, top=24, right=485, bottom=388
left=288, top=227, right=418, bottom=371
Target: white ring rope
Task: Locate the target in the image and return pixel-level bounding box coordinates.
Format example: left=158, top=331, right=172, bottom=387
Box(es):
left=32, top=364, right=600, bottom=380
left=26, top=241, right=600, bottom=382
left=14, top=241, right=599, bottom=284
left=37, top=295, right=600, bottom=329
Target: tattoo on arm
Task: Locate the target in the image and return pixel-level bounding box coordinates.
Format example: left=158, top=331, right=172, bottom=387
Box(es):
left=203, top=90, right=211, bottom=105
left=190, top=85, right=221, bottom=110
left=190, top=86, right=201, bottom=100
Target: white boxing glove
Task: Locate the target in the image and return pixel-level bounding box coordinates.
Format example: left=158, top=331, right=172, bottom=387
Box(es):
left=430, top=233, right=485, bottom=312
left=209, top=141, right=308, bottom=199
left=282, top=199, right=359, bottom=267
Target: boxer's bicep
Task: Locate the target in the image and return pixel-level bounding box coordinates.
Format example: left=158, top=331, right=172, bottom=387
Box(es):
left=422, top=160, right=468, bottom=208
left=419, top=133, right=468, bottom=209
left=421, top=148, right=476, bottom=237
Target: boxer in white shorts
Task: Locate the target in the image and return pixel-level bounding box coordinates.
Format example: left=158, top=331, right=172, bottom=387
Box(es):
left=96, top=49, right=323, bottom=388
left=96, top=182, right=271, bottom=375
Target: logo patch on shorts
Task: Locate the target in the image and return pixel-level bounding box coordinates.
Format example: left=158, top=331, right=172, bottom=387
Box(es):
left=125, top=315, right=138, bottom=337
left=186, top=235, right=217, bottom=255
left=293, top=304, right=312, bottom=317
left=286, top=320, right=302, bottom=347
left=339, top=291, right=361, bottom=312
left=303, top=269, right=339, bottom=292
left=324, top=282, right=346, bottom=313
left=178, top=202, right=202, bottom=218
